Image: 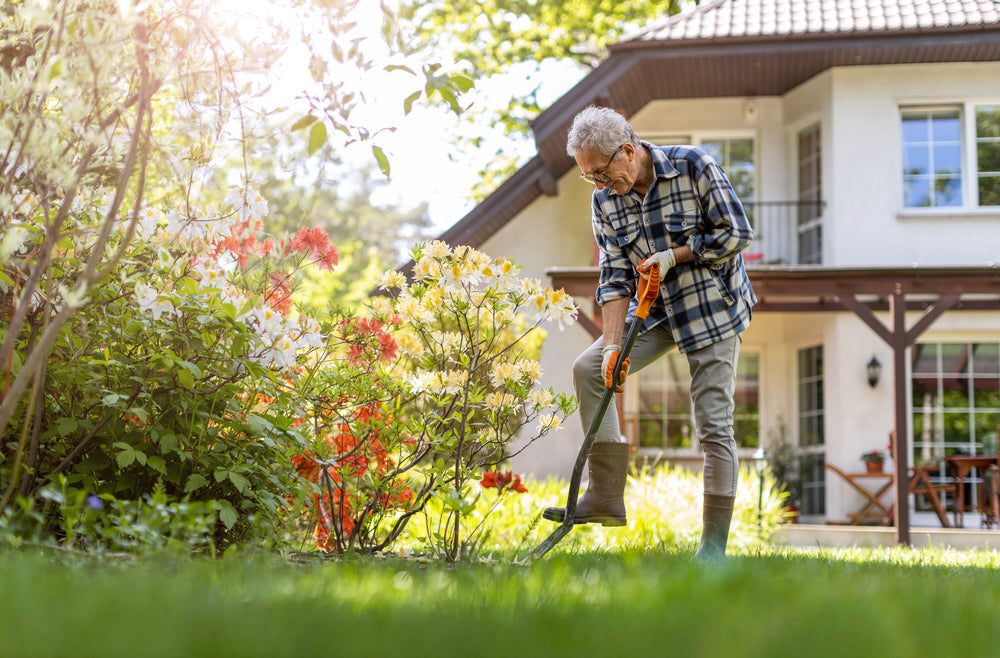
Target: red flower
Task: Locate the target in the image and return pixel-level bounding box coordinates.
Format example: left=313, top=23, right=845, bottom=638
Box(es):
left=479, top=470, right=528, bottom=494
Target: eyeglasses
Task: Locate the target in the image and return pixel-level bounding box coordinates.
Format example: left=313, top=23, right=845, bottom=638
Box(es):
left=579, top=146, right=622, bottom=185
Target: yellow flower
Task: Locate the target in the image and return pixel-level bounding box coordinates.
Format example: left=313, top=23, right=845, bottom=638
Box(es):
left=485, top=391, right=518, bottom=411
left=396, top=330, right=425, bottom=357
left=425, top=240, right=452, bottom=259
left=375, top=270, right=407, bottom=289
left=527, top=389, right=554, bottom=409
left=538, top=414, right=562, bottom=432
left=490, top=362, right=520, bottom=387
left=519, top=359, right=542, bottom=384
left=413, top=256, right=441, bottom=280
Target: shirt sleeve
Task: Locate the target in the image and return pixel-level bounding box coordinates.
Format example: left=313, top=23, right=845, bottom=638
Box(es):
left=685, top=154, right=755, bottom=268
left=591, top=194, right=637, bottom=306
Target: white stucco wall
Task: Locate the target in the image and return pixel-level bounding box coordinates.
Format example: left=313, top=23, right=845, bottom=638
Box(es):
left=827, top=62, right=1000, bottom=267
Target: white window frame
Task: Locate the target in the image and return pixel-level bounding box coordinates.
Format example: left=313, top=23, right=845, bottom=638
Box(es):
left=899, top=101, right=1000, bottom=213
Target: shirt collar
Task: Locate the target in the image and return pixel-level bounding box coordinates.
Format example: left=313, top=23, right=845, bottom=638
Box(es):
left=642, top=141, right=680, bottom=181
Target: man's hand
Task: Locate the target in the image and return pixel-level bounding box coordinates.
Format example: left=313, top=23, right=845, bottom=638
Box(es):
left=640, top=249, right=676, bottom=273
left=601, top=343, right=629, bottom=392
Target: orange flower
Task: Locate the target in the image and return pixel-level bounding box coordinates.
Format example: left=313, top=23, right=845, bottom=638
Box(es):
left=479, top=470, right=528, bottom=494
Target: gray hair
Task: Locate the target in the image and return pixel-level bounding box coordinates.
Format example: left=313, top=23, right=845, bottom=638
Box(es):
left=566, top=106, right=640, bottom=158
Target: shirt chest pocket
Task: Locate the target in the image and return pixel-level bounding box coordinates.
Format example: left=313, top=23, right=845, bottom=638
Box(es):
left=612, top=218, right=645, bottom=251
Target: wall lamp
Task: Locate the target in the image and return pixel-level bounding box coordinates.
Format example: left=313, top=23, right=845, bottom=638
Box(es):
left=866, top=355, right=882, bottom=388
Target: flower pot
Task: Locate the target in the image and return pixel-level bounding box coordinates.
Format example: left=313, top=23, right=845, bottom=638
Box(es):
left=865, top=460, right=884, bottom=473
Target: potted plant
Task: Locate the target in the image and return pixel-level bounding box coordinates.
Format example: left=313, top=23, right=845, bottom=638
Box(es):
left=862, top=449, right=886, bottom=473
left=764, top=417, right=802, bottom=522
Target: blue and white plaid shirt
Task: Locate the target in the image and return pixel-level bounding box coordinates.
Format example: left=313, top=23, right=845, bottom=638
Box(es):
left=592, top=142, right=757, bottom=353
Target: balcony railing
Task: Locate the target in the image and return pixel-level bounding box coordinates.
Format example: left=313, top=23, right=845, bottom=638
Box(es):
left=743, top=201, right=825, bottom=266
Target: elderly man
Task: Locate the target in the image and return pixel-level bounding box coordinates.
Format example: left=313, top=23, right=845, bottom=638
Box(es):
left=543, top=105, right=756, bottom=559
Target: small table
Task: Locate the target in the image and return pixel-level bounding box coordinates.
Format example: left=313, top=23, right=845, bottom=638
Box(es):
left=945, top=455, right=1000, bottom=527
left=825, top=463, right=894, bottom=525
left=825, top=463, right=953, bottom=527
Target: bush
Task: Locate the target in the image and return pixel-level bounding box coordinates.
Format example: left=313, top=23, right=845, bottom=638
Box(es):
left=401, top=462, right=789, bottom=558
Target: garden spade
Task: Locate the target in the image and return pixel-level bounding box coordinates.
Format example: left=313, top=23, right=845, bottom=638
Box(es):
left=531, top=261, right=660, bottom=560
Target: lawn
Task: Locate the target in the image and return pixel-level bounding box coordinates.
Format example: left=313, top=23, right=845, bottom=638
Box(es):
left=3, top=545, right=1000, bottom=658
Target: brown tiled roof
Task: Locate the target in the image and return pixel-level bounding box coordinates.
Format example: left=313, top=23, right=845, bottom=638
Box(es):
left=622, top=0, right=1000, bottom=45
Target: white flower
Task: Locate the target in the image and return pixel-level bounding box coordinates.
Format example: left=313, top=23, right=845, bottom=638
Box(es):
left=408, top=370, right=437, bottom=393
left=519, top=360, right=542, bottom=384
left=375, top=270, right=407, bottom=290
left=490, top=362, right=520, bottom=387
left=193, top=260, right=228, bottom=290
left=424, top=240, right=451, bottom=258
left=135, top=283, right=178, bottom=321
left=395, top=331, right=425, bottom=357
left=412, top=256, right=441, bottom=281
left=485, top=391, right=518, bottom=411
left=265, top=334, right=298, bottom=368
left=527, top=389, right=554, bottom=409
left=136, top=207, right=162, bottom=241
left=0, top=225, right=31, bottom=262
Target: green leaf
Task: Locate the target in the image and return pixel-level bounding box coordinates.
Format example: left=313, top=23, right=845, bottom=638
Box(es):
left=229, top=472, right=251, bottom=494
left=403, top=90, right=421, bottom=115
left=372, top=145, right=390, bottom=177
left=308, top=121, right=328, bottom=156
left=291, top=114, right=317, bottom=131
left=217, top=500, right=238, bottom=530
left=102, top=393, right=122, bottom=406
left=450, top=74, right=474, bottom=92
left=116, top=445, right=135, bottom=468
left=184, top=474, right=209, bottom=493
left=56, top=417, right=78, bottom=434
left=146, top=456, right=167, bottom=475
left=177, top=368, right=195, bottom=389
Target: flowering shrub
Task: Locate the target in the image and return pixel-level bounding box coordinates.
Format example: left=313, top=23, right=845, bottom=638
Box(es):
left=368, top=241, right=578, bottom=560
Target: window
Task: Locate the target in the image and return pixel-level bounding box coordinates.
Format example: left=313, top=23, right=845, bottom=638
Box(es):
left=911, top=342, right=1000, bottom=513
left=635, top=351, right=760, bottom=450
left=911, top=342, right=1000, bottom=459
left=901, top=108, right=962, bottom=208
left=977, top=105, right=1000, bottom=206
left=901, top=104, right=1000, bottom=209
left=701, top=138, right=756, bottom=202
left=797, top=124, right=822, bottom=264
left=798, top=346, right=825, bottom=516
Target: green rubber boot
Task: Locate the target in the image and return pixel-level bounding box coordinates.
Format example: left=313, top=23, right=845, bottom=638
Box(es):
left=695, top=493, right=735, bottom=561
left=542, top=442, right=630, bottom=526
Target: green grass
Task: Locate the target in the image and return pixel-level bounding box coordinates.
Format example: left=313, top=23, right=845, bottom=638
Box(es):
left=3, top=545, right=1000, bottom=657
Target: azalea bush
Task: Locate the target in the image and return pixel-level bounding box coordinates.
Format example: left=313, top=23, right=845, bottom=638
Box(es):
left=288, top=242, right=578, bottom=559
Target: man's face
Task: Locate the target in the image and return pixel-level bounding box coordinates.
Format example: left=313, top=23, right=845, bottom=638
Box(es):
left=575, top=143, right=636, bottom=196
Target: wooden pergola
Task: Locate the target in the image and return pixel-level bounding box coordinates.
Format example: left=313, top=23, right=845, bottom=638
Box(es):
left=547, top=265, right=1000, bottom=545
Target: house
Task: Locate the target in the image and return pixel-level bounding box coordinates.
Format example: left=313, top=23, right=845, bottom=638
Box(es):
left=429, top=0, right=1000, bottom=542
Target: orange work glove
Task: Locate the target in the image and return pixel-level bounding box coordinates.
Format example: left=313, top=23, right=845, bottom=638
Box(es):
left=601, top=344, right=630, bottom=392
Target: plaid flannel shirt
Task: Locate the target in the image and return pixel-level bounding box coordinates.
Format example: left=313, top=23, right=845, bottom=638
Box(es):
left=592, top=142, right=757, bottom=353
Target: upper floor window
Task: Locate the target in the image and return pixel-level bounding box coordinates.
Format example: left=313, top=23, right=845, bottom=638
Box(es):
left=901, top=104, right=1000, bottom=209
